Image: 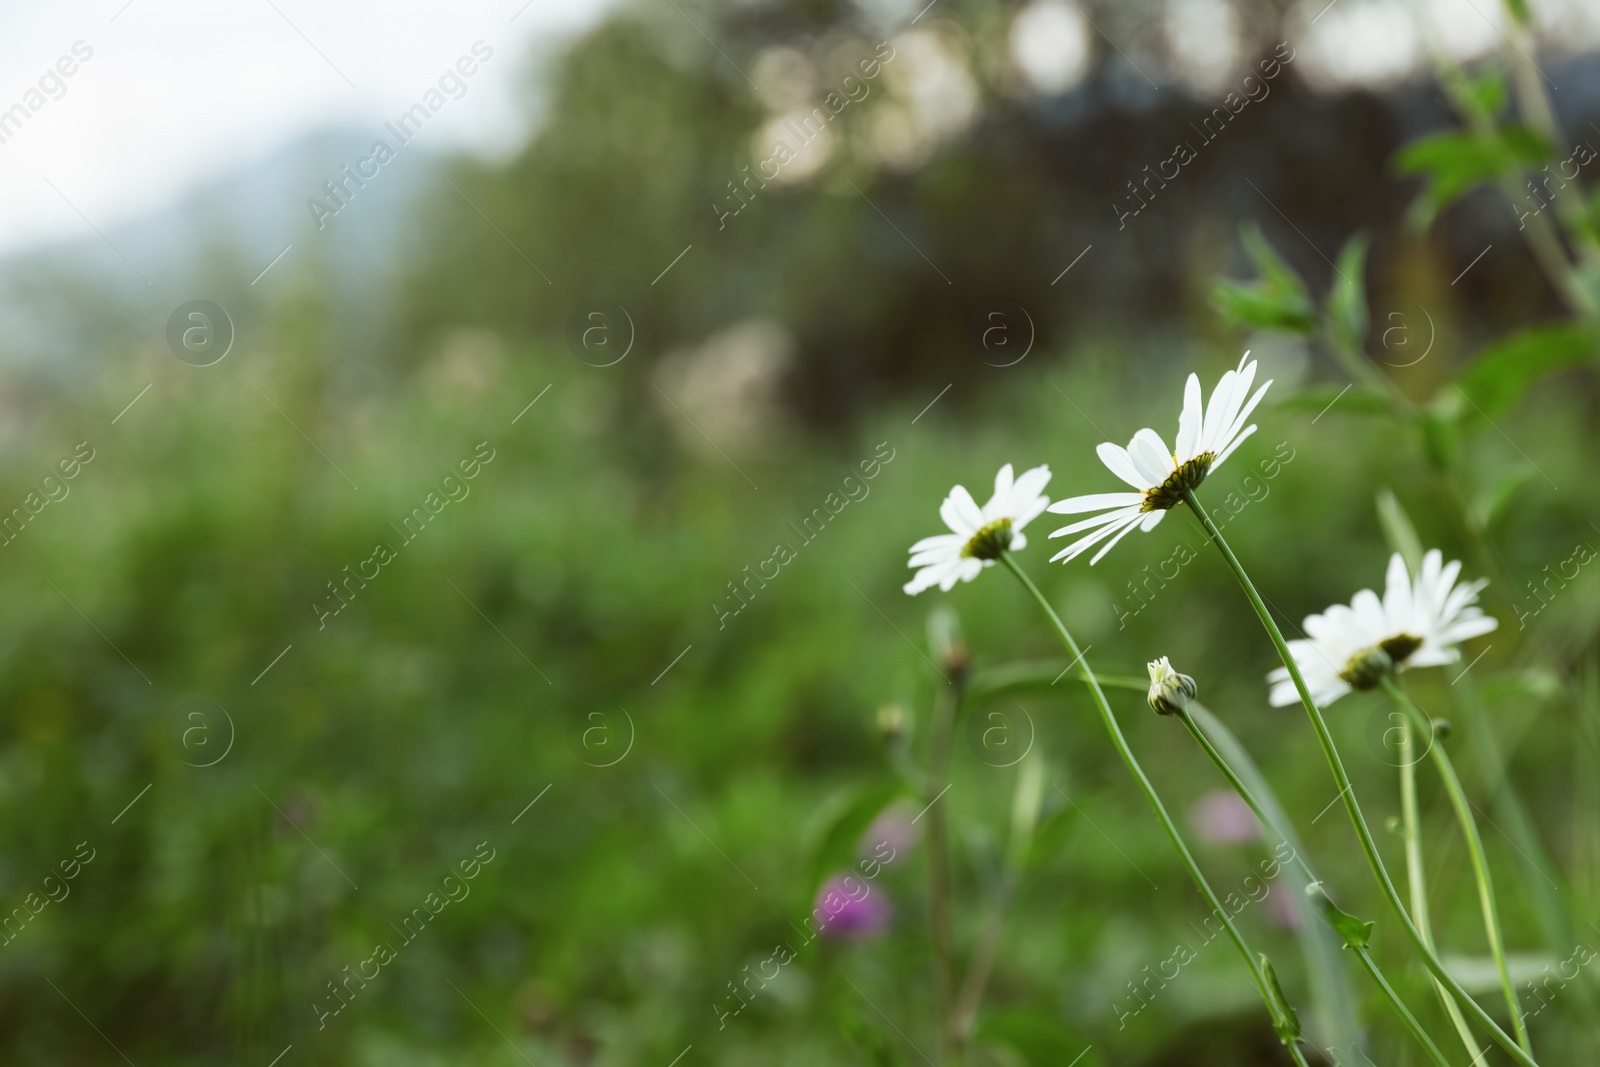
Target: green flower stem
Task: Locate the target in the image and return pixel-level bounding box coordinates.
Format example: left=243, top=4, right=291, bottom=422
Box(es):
left=1396, top=697, right=1487, bottom=1061
left=1385, top=676, right=1534, bottom=1056
left=952, top=755, right=1043, bottom=1043
left=1406, top=1, right=1597, bottom=316
left=925, top=682, right=959, bottom=1063
left=1182, top=486, right=1540, bottom=1067
left=1175, top=708, right=1452, bottom=1067
left=999, top=553, right=1311, bottom=1066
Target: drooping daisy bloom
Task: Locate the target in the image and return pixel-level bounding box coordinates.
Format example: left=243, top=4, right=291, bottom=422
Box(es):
left=903, top=464, right=1051, bottom=595
left=1146, top=656, right=1197, bottom=716
left=1046, top=353, right=1271, bottom=565
left=1267, top=550, right=1499, bottom=707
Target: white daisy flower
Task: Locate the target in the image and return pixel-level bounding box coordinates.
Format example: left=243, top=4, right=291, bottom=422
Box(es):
left=1267, top=550, right=1499, bottom=707
left=903, top=463, right=1052, bottom=595
left=1045, top=352, right=1272, bottom=565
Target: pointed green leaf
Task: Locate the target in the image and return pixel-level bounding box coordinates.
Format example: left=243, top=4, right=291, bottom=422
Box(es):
left=1306, top=882, right=1374, bottom=949
left=1259, top=952, right=1303, bottom=1044
left=1464, top=70, right=1509, bottom=118
left=1453, top=320, right=1599, bottom=423
left=1211, top=225, right=1317, bottom=334
left=1420, top=407, right=1462, bottom=469
left=1396, top=125, right=1552, bottom=225
left=1469, top=468, right=1532, bottom=529
left=1375, top=489, right=1424, bottom=574
left=1326, top=235, right=1370, bottom=353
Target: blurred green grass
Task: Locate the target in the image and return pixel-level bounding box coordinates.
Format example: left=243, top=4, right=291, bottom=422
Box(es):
left=0, top=315, right=1593, bottom=1064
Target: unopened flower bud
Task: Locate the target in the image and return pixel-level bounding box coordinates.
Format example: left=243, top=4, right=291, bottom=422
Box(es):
left=1147, top=656, right=1197, bottom=716
left=927, top=605, right=969, bottom=682
left=875, top=703, right=907, bottom=742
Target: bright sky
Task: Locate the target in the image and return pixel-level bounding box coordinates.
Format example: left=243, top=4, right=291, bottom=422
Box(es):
left=0, top=0, right=615, bottom=256
left=5, top=0, right=1597, bottom=260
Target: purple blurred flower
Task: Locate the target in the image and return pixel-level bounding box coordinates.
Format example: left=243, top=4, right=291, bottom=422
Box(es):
left=860, top=801, right=919, bottom=865
left=814, top=874, right=892, bottom=940
left=1188, top=790, right=1260, bottom=844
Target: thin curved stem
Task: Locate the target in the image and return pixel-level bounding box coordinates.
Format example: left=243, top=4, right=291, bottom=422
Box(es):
left=1387, top=677, right=1534, bottom=1056
left=998, top=553, right=1311, bottom=1066
left=925, top=683, right=959, bottom=1063
left=1183, top=486, right=1540, bottom=1067
left=1176, top=709, right=1452, bottom=1067
left=1397, top=701, right=1488, bottom=1061
left=952, top=756, right=1042, bottom=1042
left=1404, top=0, right=1597, bottom=316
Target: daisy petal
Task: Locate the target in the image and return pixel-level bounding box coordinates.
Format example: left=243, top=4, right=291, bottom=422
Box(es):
left=1095, top=443, right=1150, bottom=489
left=989, top=464, right=1015, bottom=514
left=904, top=562, right=953, bottom=595
left=1046, top=492, right=1145, bottom=515
left=1201, top=366, right=1240, bottom=454
left=1050, top=511, right=1144, bottom=564
left=909, top=533, right=963, bottom=553
left=1176, top=373, right=1203, bottom=462
left=1049, top=514, right=1130, bottom=563
left=1050, top=504, right=1144, bottom=537
left=940, top=486, right=984, bottom=536
left=1382, top=553, right=1412, bottom=631
left=1217, top=379, right=1272, bottom=455
left=1007, top=465, right=1053, bottom=528
left=1212, top=424, right=1258, bottom=470
left=1089, top=515, right=1148, bottom=564
left=1126, top=428, right=1175, bottom=485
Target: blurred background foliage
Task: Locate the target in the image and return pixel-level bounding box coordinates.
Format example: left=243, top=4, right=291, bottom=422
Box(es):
left=1, top=0, right=1599, bottom=1063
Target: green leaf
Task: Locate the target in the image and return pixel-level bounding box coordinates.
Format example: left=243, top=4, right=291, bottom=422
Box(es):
left=1480, top=668, right=1564, bottom=707
left=1276, top=384, right=1391, bottom=417
left=1326, top=235, right=1370, bottom=353
left=1305, top=882, right=1374, bottom=949
left=975, top=1012, right=1099, bottom=1067
left=1464, top=70, right=1509, bottom=119
left=1030, top=804, right=1079, bottom=860
left=1453, top=320, right=1600, bottom=423
left=1375, top=489, right=1425, bottom=574
left=1187, top=704, right=1363, bottom=1051
left=1419, top=407, right=1461, bottom=469
left=1396, top=126, right=1551, bottom=225
left=1469, top=468, right=1532, bottom=529
left=838, top=1001, right=908, bottom=1066
left=1580, top=186, right=1600, bottom=250
left=1444, top=952, right=1559, bottom=992
left=1259, top=953, right=1303, bottom=1045
left=1211, top=225, right=1316, bottom=334
left=806, top=779, right=907, bottom=895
